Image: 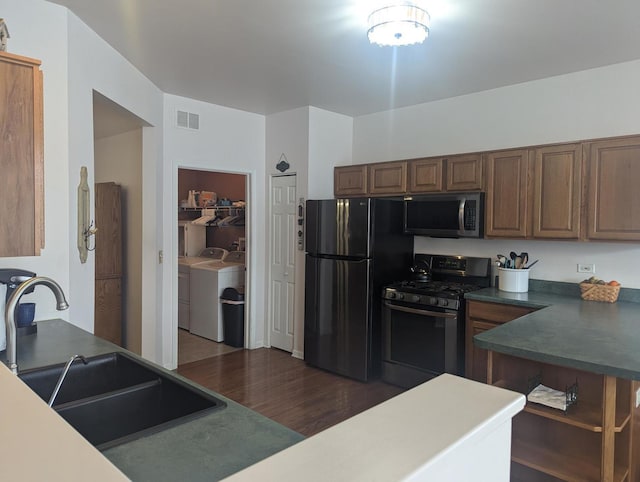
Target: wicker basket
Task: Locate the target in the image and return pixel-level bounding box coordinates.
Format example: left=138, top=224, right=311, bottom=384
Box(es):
left=579, top=282, right=620, bottom=303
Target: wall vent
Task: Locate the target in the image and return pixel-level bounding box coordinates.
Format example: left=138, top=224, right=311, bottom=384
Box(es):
left=176, top=110, right=199, bottom=130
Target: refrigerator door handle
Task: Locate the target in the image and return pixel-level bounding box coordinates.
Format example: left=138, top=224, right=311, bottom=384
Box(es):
left=384, top=301, right=457, bottom=319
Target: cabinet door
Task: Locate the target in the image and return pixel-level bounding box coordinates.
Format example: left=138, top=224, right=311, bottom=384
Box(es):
left=368, top=161, right=407, bottom=195
left=465, top=300, right=536, bottom=383
left=586, top=136, right=640, bottom=240
left=0, top=52, right=44, bottom=256
left=465, top=319, right=499, bottom=383
left=532, top=143, right=582, bottom=239
left=95, top=182, right=123, bottom=347
left=334, top=165, right=368, bottom=197
left=408, top=158, right=443, bottom=193
left=95, top=278, right=122, bottom=346
left=485, top=149, right=531, bottom=238
left=446, top=154, right=483, bottom=191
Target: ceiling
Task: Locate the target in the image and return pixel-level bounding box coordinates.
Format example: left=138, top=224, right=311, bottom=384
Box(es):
left=50, top=0, right=640, bottom=117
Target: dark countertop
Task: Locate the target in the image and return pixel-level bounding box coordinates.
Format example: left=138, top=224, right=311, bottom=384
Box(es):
left=466, top=285, right=640, bottom=381
left=9, top=319, right=304, bottom=482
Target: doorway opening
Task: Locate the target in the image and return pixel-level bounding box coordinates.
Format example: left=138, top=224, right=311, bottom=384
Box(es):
left=177, top=168, right=249, bottom=366
left=93, top=92, right=149, bottom=353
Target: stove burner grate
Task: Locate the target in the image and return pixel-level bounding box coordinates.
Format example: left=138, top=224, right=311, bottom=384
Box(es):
left=397, top=280, right=481, bottom=296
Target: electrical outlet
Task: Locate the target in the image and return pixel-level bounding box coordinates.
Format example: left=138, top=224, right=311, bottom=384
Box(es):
left=577, top=264, right=595, bottom=274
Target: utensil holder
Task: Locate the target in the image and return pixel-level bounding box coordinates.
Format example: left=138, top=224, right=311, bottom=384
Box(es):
left=498, top=268, right=529, bottom=293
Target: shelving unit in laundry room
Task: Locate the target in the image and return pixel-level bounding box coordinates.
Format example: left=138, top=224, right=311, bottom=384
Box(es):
left=179, top=205, right=245, bottom=227
left=179, top=204, right=246, bottom=252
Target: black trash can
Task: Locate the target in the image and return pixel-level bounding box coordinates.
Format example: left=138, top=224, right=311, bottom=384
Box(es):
left=221, top=287, right=245, bottom=347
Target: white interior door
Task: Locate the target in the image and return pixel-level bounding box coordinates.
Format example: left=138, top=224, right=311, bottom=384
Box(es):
left=269, top=175, right=296, bottom=352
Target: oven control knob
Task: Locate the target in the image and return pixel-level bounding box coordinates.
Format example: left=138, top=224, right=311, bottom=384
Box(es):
left=438, top=298, right=449, bottom=307
left=397, top=293, right=405, bottom=300
left=429, top=297, right=438, bottom=306
left=412, top=295, right=421, bottom=303
left=387, top=291, right=396, bottom=299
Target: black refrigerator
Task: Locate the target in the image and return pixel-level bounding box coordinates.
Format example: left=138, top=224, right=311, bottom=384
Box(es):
left=304, top=198, right=412, bottom=381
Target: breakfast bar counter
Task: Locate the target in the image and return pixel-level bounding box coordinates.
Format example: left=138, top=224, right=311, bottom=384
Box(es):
left=3, top=319, right=303, bottom=482
left=3, top=319, right=529, bottom=481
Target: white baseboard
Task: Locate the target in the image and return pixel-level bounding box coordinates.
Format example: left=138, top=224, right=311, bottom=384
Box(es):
left=292, top=349, right=304, bottom=360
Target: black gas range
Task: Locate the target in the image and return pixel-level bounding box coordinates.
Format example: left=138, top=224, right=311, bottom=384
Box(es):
left=381, top=254, right=492, bottom=388
left=383, top=280, right=484, bottom=310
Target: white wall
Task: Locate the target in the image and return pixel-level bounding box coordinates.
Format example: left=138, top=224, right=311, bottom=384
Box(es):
left=308, top=107, right=353, bottom=199
left=354, top=60, right=640, bottom=163
left=0, top=0, right=70, bottom=321
left=164, top=93, right=266, bottom=367
left=67, top=12, right=164, bottom=361
left=353, top=60, right=640, bottom=288
left=0, top=1, right=165, bottom=363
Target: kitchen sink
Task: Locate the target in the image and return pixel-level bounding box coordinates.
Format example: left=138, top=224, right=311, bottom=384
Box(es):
left=18, top=352, right=226, bottom=450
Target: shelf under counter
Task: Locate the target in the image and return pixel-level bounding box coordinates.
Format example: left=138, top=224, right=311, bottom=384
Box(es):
left=492, top=378, right=631, bottom=433
left=487, top=348, right=636, bottom=482
left=512, top=437, right=629, bottom=482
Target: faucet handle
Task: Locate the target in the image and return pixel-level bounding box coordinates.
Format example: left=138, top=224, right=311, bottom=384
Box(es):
left=10, top=275, right=33, bottom=285
left=0, top=269, right=36, bottom=285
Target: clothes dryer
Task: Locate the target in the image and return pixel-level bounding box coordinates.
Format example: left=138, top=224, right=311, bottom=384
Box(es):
left=189, top=251, right=245, bottom=342
left=178, top=247, right=228, bottom=330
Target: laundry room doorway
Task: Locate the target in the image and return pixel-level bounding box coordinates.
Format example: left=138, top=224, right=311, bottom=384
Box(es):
left=177, top=168, right=249, bottom=366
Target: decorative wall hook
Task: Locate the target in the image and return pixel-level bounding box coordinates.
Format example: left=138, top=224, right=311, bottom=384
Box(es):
left=276, top=153, right=290, bottom=173
left=83, top=220, right=98, bottom=252
left=77, top=166, right=96, bottom=263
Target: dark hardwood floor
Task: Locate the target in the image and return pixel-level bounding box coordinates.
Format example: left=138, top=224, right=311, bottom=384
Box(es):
left=177, top=348, right=405, bottom=437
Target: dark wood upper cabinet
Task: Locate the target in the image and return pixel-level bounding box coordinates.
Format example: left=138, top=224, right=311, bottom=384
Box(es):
left=586, top=136, right=640, bottom=241
left=408, top=158, right=443, bottom=193
left=445, top=154, right=483, bottom=191
left=334, top=135, right=640, bottom=243
left=532, top=143, right=583, bottom=239
left=334, top=165, right=368, bottom=197
left=408, top=154, right=482, bottom=194
left=484, top=149, right=531, bottom=238
left=368, top=161, right=407, bottom=196
left=0, top=51, right=44, bottom=257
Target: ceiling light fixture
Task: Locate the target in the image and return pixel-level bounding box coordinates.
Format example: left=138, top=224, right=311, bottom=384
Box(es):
left=367, top=2, right=430, bottom=47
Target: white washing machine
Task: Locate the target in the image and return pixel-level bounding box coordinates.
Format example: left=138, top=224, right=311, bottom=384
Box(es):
left=189, top=251, right=245, bottom=342
left=177, top=247, right=228, bottom=330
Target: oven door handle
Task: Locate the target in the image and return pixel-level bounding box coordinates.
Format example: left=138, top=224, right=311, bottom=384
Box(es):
left=384, top=301, right=458, bottom=319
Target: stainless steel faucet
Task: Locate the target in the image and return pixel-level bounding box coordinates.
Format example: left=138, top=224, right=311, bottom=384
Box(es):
left=48, top=354, right=87, bottom=407
left=4, top=277, right=69, bottom=375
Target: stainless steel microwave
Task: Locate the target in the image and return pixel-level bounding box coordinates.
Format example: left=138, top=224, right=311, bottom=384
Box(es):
left=403, top=192, right=484, bottom=238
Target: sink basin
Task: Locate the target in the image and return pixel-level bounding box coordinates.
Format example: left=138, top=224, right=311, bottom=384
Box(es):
left=18, top=352, right=226, bottom=450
